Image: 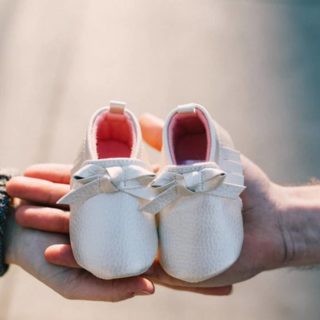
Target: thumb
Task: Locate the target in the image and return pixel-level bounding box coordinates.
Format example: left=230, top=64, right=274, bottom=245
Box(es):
left=139, top=113, right=163, bottom=151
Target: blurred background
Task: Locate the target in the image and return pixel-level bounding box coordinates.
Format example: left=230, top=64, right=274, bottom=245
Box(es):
left=0, top=0, right=320, bottom=319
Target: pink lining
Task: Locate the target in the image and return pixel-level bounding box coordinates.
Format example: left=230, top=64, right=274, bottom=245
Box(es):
left=94, top=111, right=134, bottom=159
left=168, top=109, right=211, bottom=165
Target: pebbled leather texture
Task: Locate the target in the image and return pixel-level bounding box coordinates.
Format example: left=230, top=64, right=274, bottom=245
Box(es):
left=59, top=103, right=158, bottom=280
left=159, top=193, right=243, bottom=283
left=71, top=191, right=157, bottom=279
left=158, top=103, right=245, bottom=283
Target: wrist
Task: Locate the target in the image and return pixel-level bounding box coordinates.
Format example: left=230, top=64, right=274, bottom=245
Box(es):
left=258, top=182, right=291, bottom=271
left=278, top=185, right=320, bottom=267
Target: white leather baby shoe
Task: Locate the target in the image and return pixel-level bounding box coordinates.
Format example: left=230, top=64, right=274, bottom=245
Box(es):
left=58, top=101, right=158, bottom=280
left=143, top=103, right=245, bottom=283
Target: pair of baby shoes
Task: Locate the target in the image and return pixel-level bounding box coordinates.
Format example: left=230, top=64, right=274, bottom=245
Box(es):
left=58, top=101, right=245, bottom=283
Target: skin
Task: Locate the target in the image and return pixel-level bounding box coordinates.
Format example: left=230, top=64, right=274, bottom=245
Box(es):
left=4, top=167, right=155, bottom=302
left=5, top=114, right=320, bottom=299
left=139, top=114, right=320, bottom=289
left=4, top=167, right=230, bottom=301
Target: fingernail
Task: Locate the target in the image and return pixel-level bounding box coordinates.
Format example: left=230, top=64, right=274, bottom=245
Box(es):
left=135, top=278, right=155, bottom=296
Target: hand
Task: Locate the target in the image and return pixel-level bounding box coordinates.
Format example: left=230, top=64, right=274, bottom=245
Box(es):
left=7, top=164, right=232, bottom=296
left=140, top=114, right=320, bottom=289
left=5, top=165, right=155, bottom=302
left=136, top=114, right=288, bottom=288
left=11, top=114, right=319, bottom=295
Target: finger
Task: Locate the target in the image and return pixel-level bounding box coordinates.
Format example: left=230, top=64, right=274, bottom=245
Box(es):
left=45, top=245, right=156, bottom=299
left=62, top=272, right=155, bottom=300
left=152, top=164, right=160, bottom=173
left=45, top=244, right=79, bottom=268
left=160, top=283, right=233, bottom=296
left=139, top=113, right=163, bottom=151
left=15, top=205, right=69, bottom=234
left=7, top=176, right=69, bottom=205
left=145, top=262, right=230, bottom=288
left=24, top=163, right=72, bottom=184
left=145, top=262, right=233, bottom=294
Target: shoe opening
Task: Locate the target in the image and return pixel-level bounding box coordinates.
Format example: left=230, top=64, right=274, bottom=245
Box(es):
left=94, top=110, right=135, bottom=158
left=168, top=109, right=211, bottom=165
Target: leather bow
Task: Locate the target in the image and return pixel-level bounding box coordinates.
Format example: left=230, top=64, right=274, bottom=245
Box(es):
left=58, top=163, right=156, bottom=206
left=142, top=166, right=245, bottom=214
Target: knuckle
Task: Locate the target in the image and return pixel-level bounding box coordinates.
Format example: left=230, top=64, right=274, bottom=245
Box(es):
left=47, top=186, right=56, bottom=204
left=60, top=214, right=70, bottom=232
left=14, top=206, right=28, bottom=224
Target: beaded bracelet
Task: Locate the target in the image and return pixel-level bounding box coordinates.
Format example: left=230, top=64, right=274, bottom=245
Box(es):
left=0, top=174, right=12, bottom=276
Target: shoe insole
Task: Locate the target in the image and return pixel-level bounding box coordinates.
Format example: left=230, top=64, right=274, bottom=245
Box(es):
left=169, top=110, right=210, bottom=165
left=97, top=141, right=131, bottom=159
left=95, top=111, right=134, bottom=159
left=175, top=133, right=207, bottom=165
